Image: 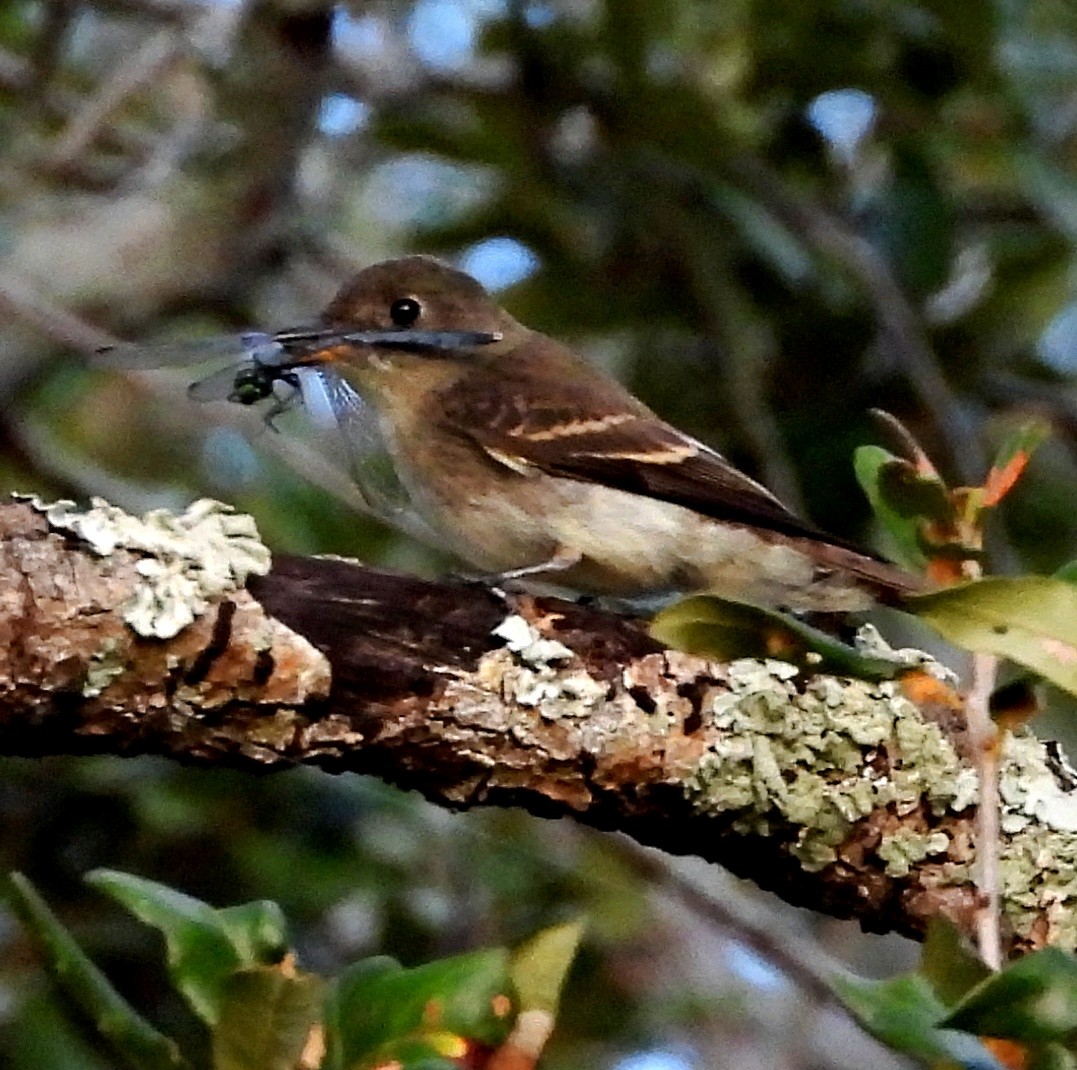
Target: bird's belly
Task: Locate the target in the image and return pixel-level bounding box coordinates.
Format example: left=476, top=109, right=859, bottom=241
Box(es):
left=437, top=477, right=872, bottom=611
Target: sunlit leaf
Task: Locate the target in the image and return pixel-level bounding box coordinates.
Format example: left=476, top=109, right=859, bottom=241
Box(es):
left=324, top=957, right=399, bottom=1070
left=7, top=874, right=187, bottom=1070
left=212, top=965, right=322, bottom=1070
left=510, top=920, right=584, bottom=1014
left=650, top=594, right=902, bottom=679
left=215, top=902, right=289, bottom=967
left=907, top=577, right=1077, bottom=697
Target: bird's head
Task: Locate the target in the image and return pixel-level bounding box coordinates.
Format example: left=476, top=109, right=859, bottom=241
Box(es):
left=319, top=256, right=522, bottom=371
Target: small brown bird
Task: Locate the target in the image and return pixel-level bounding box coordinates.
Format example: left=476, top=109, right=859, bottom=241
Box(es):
left=295, top=255, right=915, bottom=613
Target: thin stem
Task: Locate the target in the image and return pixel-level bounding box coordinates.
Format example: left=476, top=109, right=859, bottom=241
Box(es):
left=47, top=29, right=181, bottom=169
left=967, top=651, right=1001, bottom=969
left=0, top=271, right=117, bottom=353
left=617, top=837, right=843, bottom=1007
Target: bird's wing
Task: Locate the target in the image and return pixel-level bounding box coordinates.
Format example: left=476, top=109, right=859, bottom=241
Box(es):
left=440, top=364, right=854, bottom=548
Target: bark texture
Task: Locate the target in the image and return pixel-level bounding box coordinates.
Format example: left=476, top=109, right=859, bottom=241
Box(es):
left=1, top=497, right=1075, bottom=956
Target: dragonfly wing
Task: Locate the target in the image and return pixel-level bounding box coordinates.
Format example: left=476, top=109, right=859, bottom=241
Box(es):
left=97, top=326, right=502, bottom=370
left=297, top=368, right=386, bottom=456
left=294, top=366, right=346, bottom=432
left=296, top=368, right=418, bottom=523
left=95, top=332, right=279, bottom=370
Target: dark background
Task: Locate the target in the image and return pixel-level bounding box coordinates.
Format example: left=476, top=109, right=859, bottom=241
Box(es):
left=0, top=1, right=1075, bottom=1066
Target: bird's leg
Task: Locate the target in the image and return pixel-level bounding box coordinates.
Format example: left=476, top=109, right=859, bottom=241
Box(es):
left=491, top=546, right=583, bottom=583
left=261, top=397, right=290, bottom=431
left=450, top=547, right=582, bottom=589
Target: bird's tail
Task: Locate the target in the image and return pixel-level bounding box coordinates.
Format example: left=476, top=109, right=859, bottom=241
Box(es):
left=816, top=542, right=927, bottom=606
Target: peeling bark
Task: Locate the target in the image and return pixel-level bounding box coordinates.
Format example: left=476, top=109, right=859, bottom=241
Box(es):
left=1, top=498, right=1075, bottom=956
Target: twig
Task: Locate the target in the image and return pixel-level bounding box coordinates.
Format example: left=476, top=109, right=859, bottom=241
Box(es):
left=869, top=408, right=936, bottom=471
left=967, top=651, right=1002, bottom=969
left=0, top=45, right=30, bottom=93
left=0, top=46, right=155, bottom=164
left=682, top=233, right=807, bottom=512
left=47, top=29, right=182, bottom=169
left=724, top=157, right=987, bottom=488
left=91, top=0, right=196, bottom=25
left=616, top=838, right=842, bottom=1007
left=28, top=0, right=77, bottom=98
left=0, top=271, right=117, bottom=353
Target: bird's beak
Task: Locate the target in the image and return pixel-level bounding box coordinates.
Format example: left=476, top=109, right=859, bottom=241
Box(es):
left=277, top=328, right=503, bottom=352
left=346, top=328, right=503, bottom=351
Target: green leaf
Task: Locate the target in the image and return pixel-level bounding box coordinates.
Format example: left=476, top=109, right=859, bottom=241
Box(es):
left=329, top=949, right=512, bottom=1069
left=986, top=560, right=1077, bottom=722
left=87, top=870, right=244, bottom=1025
left=853, top=446, right=929, bottom=568
left=834, top=973, right=1003, bottom=1068
left=650, top=594, right=903, bottom=680
left=212, top=966, right=322, bottom=1070
left=919, top=918, right=991, bottom=1008
left=323, top=958, right=400, bottom=1070
left=907, top=577, right=1077, bottom=697
left=6, top=873, right=187, bottom=1070
left=944, top=947, right=1077, bottom=1044
left=215, top=902, right=289, bottom=966
left=510, top=920, right=584, bottom=1014
left=8, top=992, right=119, bottom=1070
left=1054, top=560, right=1077, bottom=586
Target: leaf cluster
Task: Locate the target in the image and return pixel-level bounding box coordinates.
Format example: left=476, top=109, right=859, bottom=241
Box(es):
left=838, top=920, right=1077, bottom=1069
left=7, top=871, right=582, bottom=1070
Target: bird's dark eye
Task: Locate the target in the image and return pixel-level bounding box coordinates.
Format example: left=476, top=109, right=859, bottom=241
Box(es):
left=390, top=297, right=422, bottom=327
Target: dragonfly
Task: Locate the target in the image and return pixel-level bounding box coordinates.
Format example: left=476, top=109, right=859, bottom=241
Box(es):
left=96, top=325, right=501, bottom=418
left=95, top=323, right=502, bottom=526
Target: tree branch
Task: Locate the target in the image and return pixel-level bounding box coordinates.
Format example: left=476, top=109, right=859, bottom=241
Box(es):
left=1, top=497, right=1075, bottom=957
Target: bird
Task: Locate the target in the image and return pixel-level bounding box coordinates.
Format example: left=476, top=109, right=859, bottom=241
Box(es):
left=286, top=254, right=917, bottom=614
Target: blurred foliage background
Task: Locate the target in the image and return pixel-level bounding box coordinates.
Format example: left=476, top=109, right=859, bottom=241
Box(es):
left=0, top=0, right=1075, bottom=1066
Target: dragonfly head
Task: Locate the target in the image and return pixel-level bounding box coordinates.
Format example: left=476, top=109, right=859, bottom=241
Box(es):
left=229, top=365, right=277, bottom=405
